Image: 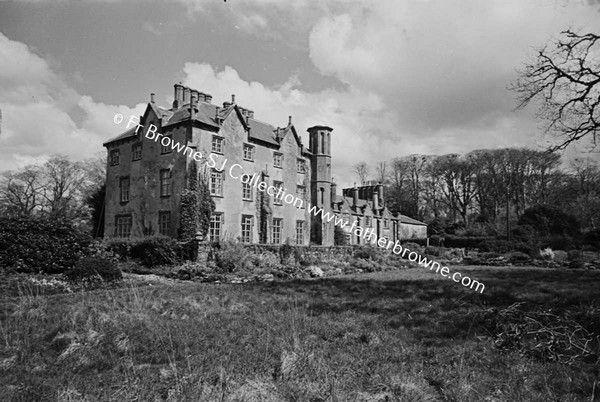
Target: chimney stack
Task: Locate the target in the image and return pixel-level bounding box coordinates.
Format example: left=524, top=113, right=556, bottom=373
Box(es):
left=198, top=92, right=205, bottom=102
left=183, top=87, right=191, bottom=104
left=377, top=183, right=384, bottom=207
left=190, top=95, right=198, bottom=119
left=215, top=106, right=221, bottom=124
left=231, top=94, right=236, bottom=104
left=173, top=83, right=184, bottom=108
left=150, top=93, right=155, bottom=103
left=353, top=184, right=358, bottom=208
left=204, top=93, right=213, bottom=103
left=247, top=110, right=254, bottom=119
left=191, top=89, right=199, bottom=103
left=373, top=190, right=379, bottom=212
left=288, top=116, right=292, bottom=126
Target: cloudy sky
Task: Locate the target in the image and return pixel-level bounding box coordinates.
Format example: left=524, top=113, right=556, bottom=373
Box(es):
left=0, top=0, right=599, bottom=187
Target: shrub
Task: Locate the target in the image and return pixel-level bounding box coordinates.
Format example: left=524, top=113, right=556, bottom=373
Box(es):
left=0, top=217, right=92, bottom=274
left=213, top=240, right=251, bottom=273
left=334, top=225, right=348, bottom=246
left=424, top=246, right=442, bottom=257
left=354, top=246, right=380, bottom=261
left=479, top=239, right=514, bottom=253
left=445, top=235, right=494, bottom=249
left=518, top=204, right=581, bottom=238
left=507, top=251, right=532, bottom=264
left=106, top=236, right=195, bottom=267
left=567, top=250, right=582, bottom=261
left=539, top=248, right=555, bottom=261
left=428, top=235, right=443, bottom=247
left=65, top=256, right=122, bottom=282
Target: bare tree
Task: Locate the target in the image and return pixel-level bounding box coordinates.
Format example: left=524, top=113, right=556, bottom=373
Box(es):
left=0, top=166, right=45, bottom=217
left=375, top=161, right=388, bottom=184
left=354, top=162, right=370, bottom=185
left=511, top=30, right=600, bottom=151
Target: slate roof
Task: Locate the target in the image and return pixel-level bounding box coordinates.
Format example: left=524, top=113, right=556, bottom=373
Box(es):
left=104, top=101, right=289, bottom=148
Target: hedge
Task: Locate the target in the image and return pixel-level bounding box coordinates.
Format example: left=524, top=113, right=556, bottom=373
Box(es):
left=105, top=236, right=196, bottom=267
left=0, top=217, right=92, bottom=274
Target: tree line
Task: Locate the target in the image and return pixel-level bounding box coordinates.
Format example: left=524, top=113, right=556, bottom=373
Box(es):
left=354, top=148, right=600, bottom=236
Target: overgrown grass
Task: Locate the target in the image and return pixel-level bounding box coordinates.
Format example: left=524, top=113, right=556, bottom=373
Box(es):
left=1, top=266, right=600, bottom=401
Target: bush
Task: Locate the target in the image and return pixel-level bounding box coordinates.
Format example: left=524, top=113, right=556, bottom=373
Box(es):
left=518, top=204, right=581, bottom=238
left=507, top=251, right=532, bottom=264
left=65, top=256, right=122, bottom=282
left=479, top=239, right=514, bottom=253
left=106, top=236, right=195, bottom=267
left=0, top=217, right=92, bottom=274
left=354, top=246, right=380, bottom=261
left=539, top=248, right=555, bottom=261
left=424, top=246, right=442, bottom=257
left=445, top=235, right=494, bottom=249
left=212, top=240, right=251, bottom=273
left=334, top=225, right=348, bottom=246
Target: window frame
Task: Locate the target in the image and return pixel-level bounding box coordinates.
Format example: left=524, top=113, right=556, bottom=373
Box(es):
left=209, top=212, right=223, bottom=242
left=243, top=144, right=255, bottom=161
left=273, top=181, right=283, bottom=205
left=119, top=176, right=130, bottom=203
left=242, top=175, right=253, bottom=201
left=132, top=143, right=142, bottom=161
left=295, top=220, right=304, bottom=245
left=158, top=211, right=171, bottom=236
left=272, top=218, right=283, bottom=244
left=115, top=214, right=132, bottom=238
left=273, top=152, right=283, bottom=168
left=160, top=169, right=172, bottom=197
left=241, top=215, right=253, bottom=243
left=211, top=136, right=224, bottom=154
left=210, top=169, right=224, bottom=196
left=109, top=149, right=120, bottom=166
left=297, top=158, right=305, bottom=173
left=160, top=135, right=172, bottom=154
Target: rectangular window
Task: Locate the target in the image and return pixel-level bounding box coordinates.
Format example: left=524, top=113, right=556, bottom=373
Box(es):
left=110, top=149, right=120, bottom=166
left=158, top=211, right=171, bottom=236
left=242, top=175, right=253, bottom=201
left=297, top=158, right=305, bottom=173
left=119, top=177, right=130, bottom=203
left=210, top=170, right=223, bottom=196
left=365, top=216, right=371, bottom=226
left=273, top=152, right=283, bottom=168
left=296, top=185, right=305, bottom=199
left=241, top=215, right=253, bottom=243
left=273, top=181, right=283, bottom=205
left=132, top=143, right=142, bottom=161
left=212, top=136, right=224, bottom=153
left=243, top=144, right=254, bottom=161
left=115, top=215, right=132, bottom=238
left=161, top=135, right=172, bottom=154
left=384, top=218, right=389, bottom=229
left=295, top=220, right=304, bottom=245
left=210, top=213, right=223, bottom=242
left=160, top=169, right=171, bottom=197
left=272, top=218, right=282, bottom=244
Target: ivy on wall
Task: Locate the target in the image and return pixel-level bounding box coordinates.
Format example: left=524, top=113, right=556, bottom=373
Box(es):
left=178, top=162, right=215, bottom=241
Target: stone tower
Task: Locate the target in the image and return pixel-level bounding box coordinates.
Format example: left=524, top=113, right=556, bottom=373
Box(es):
left=308, top=125, right=334, bottom=245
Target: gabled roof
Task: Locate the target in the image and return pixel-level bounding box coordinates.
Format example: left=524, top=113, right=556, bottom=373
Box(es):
left=248, top=119, right=279, bottom=146
left=103, top=126, right=137, bottom=146
left=397, top=214, right=427, bottom=226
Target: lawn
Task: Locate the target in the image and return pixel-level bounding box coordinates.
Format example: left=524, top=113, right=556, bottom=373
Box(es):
left=1, top=266, right=599, bottom=401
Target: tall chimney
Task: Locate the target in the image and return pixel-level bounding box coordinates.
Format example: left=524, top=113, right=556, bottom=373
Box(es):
left=373, top=190, right=379, bottom=212
left=191, top=89, right=199, bottom=103
left=173, top=84, right=183, bottom=108
left=198, top=92, right=205, bottom=102
left=204, top=93, right=213, bottom=103
left=288, top=115, right=292, bottom=126
left=377, top=183, right=384, bottom=207
left=215, top=106, right=221, bottom=124
left=353, top=184, right=358, bottom=208
left=183, top=87, right=191, bottom=104
left=331, top=178, right=337, bottom=199
left=150, top=93, right=155, bottom=103
left=190, top=94, right=198, bottom=119
left=231, top=94, right=236, bottom=104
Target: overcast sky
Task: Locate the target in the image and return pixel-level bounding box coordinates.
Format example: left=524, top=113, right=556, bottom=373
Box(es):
left=0, top=0, right=599, bottom=187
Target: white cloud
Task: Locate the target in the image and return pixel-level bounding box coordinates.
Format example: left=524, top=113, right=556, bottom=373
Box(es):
left=0, top=32, right=145, bottom=171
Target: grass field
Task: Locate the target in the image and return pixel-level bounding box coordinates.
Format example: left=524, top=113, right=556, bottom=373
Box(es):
left=1, top=266, right=599, bottom=401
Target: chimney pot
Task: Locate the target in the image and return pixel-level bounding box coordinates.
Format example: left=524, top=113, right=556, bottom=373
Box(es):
left=150, top=93, right=155, bottom=103
left=247, top=110, right=254, bottom=119
left=173, top=83, right=183, bottom=108
left=183, top=87, right=191, bottom=104
left=204, top=93, right=213, bottom=103
left=198, top=92, right=205, bottom=102
left=288, top=115, right=292, bottom=125
left=353, top=185, right=359, bottom=208
left=231, top=94, right=235, bottom=104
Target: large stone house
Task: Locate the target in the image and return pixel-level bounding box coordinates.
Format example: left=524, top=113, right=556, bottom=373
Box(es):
left=103, top=83, right=426, bottom=245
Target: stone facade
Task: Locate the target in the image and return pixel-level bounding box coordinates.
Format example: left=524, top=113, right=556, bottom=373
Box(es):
left=103, top=83, right=426, bottom=245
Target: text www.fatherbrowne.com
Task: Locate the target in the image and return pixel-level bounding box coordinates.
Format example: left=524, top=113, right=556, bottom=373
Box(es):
left=116, top=114, right=485, bottom=294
